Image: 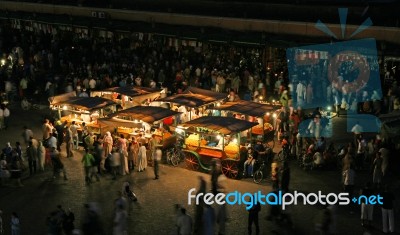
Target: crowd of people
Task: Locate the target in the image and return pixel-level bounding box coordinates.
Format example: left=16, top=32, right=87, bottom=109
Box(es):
left=0, top=19, right=399, bottom=235
left=0, top=23, right=281, bottom=107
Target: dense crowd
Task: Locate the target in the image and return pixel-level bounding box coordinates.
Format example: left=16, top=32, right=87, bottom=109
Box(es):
left=0, top=22, right=399, bottom=235
left=0, top=25, right=282, bottom=104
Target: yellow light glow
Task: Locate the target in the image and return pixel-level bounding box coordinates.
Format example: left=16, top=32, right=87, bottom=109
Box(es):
left=0, top=59, right=5, bottom=66
left=272, top=113, right=277, bottom=118
left=62, top=105, right=68, bottom=110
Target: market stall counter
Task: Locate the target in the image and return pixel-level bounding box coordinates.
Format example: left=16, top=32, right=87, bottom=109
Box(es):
left=177, top=116, right=257, bottom=178
left=212, top=100, right=282, bottom=148
left=98, top=106, right=181, bottom=149
left=49, top=93, right=118, bottom=135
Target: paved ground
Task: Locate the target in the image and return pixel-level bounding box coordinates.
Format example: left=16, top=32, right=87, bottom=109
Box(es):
left=0, top=104, right=399, bottom=235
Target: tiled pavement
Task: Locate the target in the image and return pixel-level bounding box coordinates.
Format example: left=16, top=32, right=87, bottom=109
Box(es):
left=0, top=105, right=399, bottom=235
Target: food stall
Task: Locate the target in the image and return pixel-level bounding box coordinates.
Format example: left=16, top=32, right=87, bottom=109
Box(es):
left=177, top=116, right=257, bottom=178
left=156, top=87, right=227, bottom=122
left=49, top=93, right=117, bottom=134
left=211, top=100, right=282, bottom=148
left=91, top=86, right=162, bottom=109
left=98, top=106, right=181, bottom=149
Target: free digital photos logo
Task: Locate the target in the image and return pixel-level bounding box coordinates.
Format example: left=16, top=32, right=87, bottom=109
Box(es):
left=187, top=189, right=383, bottom=210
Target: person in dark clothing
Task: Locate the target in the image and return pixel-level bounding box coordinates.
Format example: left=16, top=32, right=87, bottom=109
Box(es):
left=381, top=185, right=395, bottom=233
left=210, top=159, right=221, bottom=195
left=247, top=196, right=261, bottom=235
left=239, top=144, right=249, bottom=177
left=82, top=204, right=104, bottom=235
left=194, top=176, right=206, bottom=235
left=15, top=142, right=23, bottom=160
left=318, top=207, right=332, bottom=235
left=280, top=161, right=290, bottom=193
left=62, top=208, right=75, bottom=235
left=26, top=141, right=37, bottom=176
left=93, top=140, right=103, bottom=175
left=360, top=182, right=374, bottom=227
left=46, top=211, right=61, bottom=235
left=54, top=121, right=64, bottom=151
left=50, top=147, right=68, bottom=180
left=253, top=140, right=266, bottom=160
left=266, top=191, right=281, bottom=222
left=2, top=142, right=13, bottom=163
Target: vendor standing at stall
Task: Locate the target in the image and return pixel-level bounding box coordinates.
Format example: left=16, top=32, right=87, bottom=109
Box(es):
left=217, top=136, right=230, bottom=149
left=70, top=121, right=81, bottom=150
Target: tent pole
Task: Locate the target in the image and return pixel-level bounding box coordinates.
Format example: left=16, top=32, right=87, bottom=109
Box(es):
left=262, top=115, right=265, bottom=141
left=222, top=134, right=225, bottom=151
left=58, top=107, right=61, bottom=120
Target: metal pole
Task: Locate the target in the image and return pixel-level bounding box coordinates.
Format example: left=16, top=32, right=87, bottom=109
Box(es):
left=250, top=127, right=252, bottom=145
left=262, top=115, right=265, bottom=141
left=58, top=107, right=61, bottom=120
left=222, top=134, right=225, bottom=151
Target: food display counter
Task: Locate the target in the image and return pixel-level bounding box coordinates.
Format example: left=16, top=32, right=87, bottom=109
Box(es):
left=49, top=93, right=118, bottom=135
left=211, top=100, right=282, bottom=147
left=177, top=116, right=257, bottom=179
left=97, top=106, right=181, bottom=149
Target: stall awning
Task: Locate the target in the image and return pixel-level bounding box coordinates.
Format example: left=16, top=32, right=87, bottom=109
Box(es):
left=93, top=86, right=161, bottom=97
left=181, top=116, right=258, bottom=135
left=110, top=106, right=181, bottom=123
left=213, top=101, right=278, bottom=117
left=48, top=91, right=77, bottom=106
left=185, top=87, right=227, bottom=100
left=158, top=93, right=219, bottom=107
left=158, top=87, right=227, bottom=108
left=97, top=117, right=143, bottom=129
left=58, top=97, right=117, bottom=111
